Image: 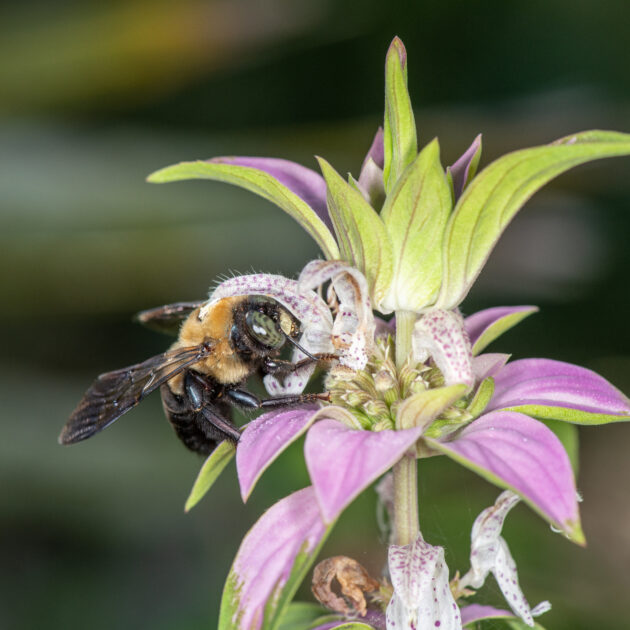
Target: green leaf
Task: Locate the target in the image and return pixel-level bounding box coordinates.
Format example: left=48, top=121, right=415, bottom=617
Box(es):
left=147, top=160, right=340, bottom=260
left=277, top=602, right=329, bottom=630
left=467, top=377, right=495, bottom=418
left=471, top=307, right=539, bottom=355
left=541, top=418, right=579, bottom=475
left=317, top=158, right=394, bottom=306
left=380, top=139, right=452, bottom=312
left=184, top=440, right=235, bottom=512
left=438, top=130, right=630, bottom=309
left=383, top=37, right=417, bottom=193
left=502, top=403, right=630, bottom=426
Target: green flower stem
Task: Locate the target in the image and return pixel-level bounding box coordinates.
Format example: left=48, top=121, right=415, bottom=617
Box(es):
left=393, top=310, right=419, bottom=546
left=394, top=310, right=415, bottom=370
left=392, top=455, right=419, bottom=546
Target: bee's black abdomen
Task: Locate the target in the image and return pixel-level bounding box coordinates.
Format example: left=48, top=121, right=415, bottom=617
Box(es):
left=160, top=380, right=239, bottom=456
left=160, top=383, right=213, bottom=455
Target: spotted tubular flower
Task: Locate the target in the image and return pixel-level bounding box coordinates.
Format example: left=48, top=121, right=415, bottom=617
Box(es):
left=386, top=536, right=461, bottom=630
left=459, top=491, right=551, bottom=627
left=412, top=309, right=474, bottom=390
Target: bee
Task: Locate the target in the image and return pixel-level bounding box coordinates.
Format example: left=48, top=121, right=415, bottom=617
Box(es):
left=59, top=295, right=333, bottom=455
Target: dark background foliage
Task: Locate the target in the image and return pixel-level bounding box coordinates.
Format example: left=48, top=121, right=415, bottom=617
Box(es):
left=1, top=1, right=629, bottom=628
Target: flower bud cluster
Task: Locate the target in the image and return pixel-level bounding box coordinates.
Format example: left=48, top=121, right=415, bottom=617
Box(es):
left=326, top=334, right=471, bottom=433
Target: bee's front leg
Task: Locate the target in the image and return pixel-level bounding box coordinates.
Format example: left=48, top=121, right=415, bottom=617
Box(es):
left=262, top=353, right=338, bottom=376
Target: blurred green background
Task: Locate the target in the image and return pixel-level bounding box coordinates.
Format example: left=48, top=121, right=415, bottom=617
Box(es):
left=2, top=1, right=630, bottom=628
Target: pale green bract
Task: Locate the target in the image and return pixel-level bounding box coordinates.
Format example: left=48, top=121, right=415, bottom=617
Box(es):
left=380, top=139, right=451, bottom=312
left=147, top=160, right=339, bottom=260
left=317, top=157, right=394, bottom=306
left=501, top=403, right=630, bottom=426
left=383, top=36, right=417, bottom=193
left=437, top=130, right=630, bottom=310
left=466, top=378, right=495, bottom=419
left=395, top=384, right=467, bottom=431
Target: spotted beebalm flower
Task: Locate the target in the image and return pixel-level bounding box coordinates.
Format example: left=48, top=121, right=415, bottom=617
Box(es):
left=386, top=536, right=461, bottom=629
left=148, top=35, right=630, bottom=630
left=412, top=308, right=474, bottom=390
left=184, top=266, right=630, bottom=630
left=459, top=491, right=551, bottom=627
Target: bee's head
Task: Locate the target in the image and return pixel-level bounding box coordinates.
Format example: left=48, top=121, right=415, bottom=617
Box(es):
left=239, top=296, right=300, bottom=352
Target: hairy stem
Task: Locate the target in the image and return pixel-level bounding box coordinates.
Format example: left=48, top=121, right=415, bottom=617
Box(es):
left=393, top=310, right=419, bottom=546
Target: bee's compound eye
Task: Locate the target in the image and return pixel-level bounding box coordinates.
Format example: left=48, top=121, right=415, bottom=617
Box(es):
left=245, top=310, right=285, bottom=349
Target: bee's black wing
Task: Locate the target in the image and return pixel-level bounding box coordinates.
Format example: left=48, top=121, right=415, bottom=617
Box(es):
left=134, top=301, right=204, bottom=336
left=59, top=343, right=213, bottom=445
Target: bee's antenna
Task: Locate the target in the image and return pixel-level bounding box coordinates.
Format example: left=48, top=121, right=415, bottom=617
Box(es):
left=282, top=333, right=318, bottom=361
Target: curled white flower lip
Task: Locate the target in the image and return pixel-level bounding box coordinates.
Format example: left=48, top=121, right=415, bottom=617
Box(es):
left=299, top=259, right=375, bottom=371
